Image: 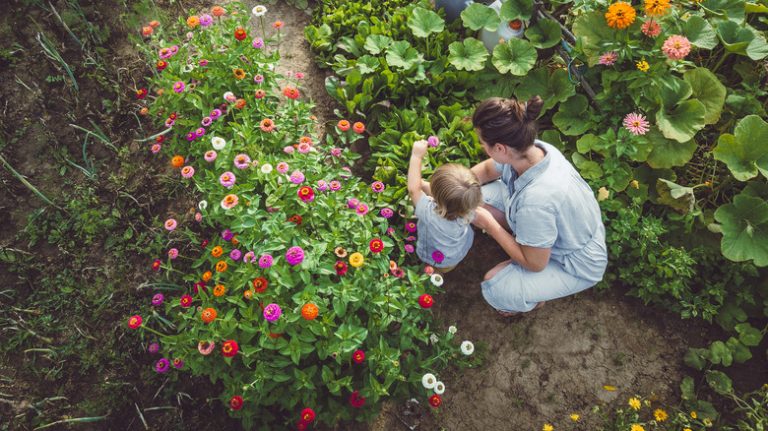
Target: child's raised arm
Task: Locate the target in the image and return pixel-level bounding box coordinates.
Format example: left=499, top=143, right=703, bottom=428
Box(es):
left=407, top=140, right=428, bottom=204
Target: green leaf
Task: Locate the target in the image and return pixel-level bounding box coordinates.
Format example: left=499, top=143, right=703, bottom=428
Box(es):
left=356, top=55, right=379, bottom=74
left=715, top=302, right=748, bottom=331
left=746, top=32, right=768, bottom=60
left=461, top=3, right=500, bottom=31
left=364, top=34, right=393, bottom=55
left=680, top=376, right=695, bottom=401
left=656, top=179, right=696, bottom=213
left=701, top=0, right=746, bottom=22
left=735, top=323, right=763, bottom=346
left=524, top=18, right=561, bottom=49
left=552, top=94, right=591, bottom=136
left=705, top=370, right=734, bottom=395
left=684, top=68, right=726, bottom=124
left=385, top=41, right=422, bottom=69
left=645, top=129, right=697, bottom=168
left=656, top=75, right=692, bottom=108
left=515, top=68, right=575, bottom=113
left=684, top=348, right=708, bottom=370
left=713, top=115, right=768, bottom=181
left=447, top=38, right=489, bottom=71
left=714, top=192, right=768, bottom=266
left=571, top=11, right=616, bottom=66
left=726, top=337, right=753, bottom=363
left=656, top=99, right=707, bottom=143
left=717, top=20, right=755, bottom=55
left=709, top=340, right=733, bottom=366
left=500, top=0, right=534, bottom=21
left=492, top=38, right=536, bottom=75
left=683, top=16, right=718, bottom=49
left=571, top=153, right=603, bottom=180
left=408, top=7, right=445, bottom=38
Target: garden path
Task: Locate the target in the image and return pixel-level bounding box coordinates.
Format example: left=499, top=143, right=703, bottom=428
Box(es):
left=253, top=2, right=704, bottom=430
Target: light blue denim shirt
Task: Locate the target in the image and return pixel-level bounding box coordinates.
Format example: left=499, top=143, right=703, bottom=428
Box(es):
left=494, top=140, right=607, bottom=282
left=415, top=196, right=474, bottom=268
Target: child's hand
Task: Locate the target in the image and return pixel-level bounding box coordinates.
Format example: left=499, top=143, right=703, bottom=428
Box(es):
left=411, top=140, right=428, bottom=159
left=472, top=206, right=496, bottom=231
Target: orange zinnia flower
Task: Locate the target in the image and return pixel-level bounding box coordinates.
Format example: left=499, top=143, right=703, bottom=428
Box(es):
left=201, top=307, right=217, bottom=323
left=301, top=303, right=318, bottom=320
left=233, top=68, right=246, bottom=80
left=186, top=15, right=200, bottom=28
left=299, top=136, right=312, bottom=145
left=337, top=120, right=350, bottom=131
left=282, top=86, right=300, bottom=100
left=260, top=118, right=275, bottom=132
left=235, top=98, right=246, bottom=109
left=644, top=0, right=670, bottom=16
left=213, top=284, right=226, bottom=297
left=252, top=277, right=268, bottom=293
left=215, top=260, right=228, bottom=272
left=141, top=26, right=153, bottom=37
left=211, top=246, right=223, bottom=258
left=171, top=155, right=184, bottom=168
left=605, top=2, right=636, bottom=29
left=211, top=6, right=225, bottom=16
left=272, top=20, right=284, bottom=29
left=243, top=289, right=253, bottom=300
left=352, top=122, right=365, bottom=134
left=202, top=271, right=213, bottom=282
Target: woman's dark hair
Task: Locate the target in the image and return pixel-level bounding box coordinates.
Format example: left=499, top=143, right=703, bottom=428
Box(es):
left=472, top=96, right=544, bottom=152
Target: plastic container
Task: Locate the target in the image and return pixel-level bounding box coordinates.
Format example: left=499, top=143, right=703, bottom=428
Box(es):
left=435, top=0, right=474, bottom=22
left=480, top=0, right=525, bottom=51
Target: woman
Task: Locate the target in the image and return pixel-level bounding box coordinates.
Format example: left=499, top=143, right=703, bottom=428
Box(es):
left=469, top=96, right=607, bottom=315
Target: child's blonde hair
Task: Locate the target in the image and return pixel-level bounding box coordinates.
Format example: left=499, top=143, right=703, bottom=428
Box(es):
left=430, top=164, right=482, bottom=220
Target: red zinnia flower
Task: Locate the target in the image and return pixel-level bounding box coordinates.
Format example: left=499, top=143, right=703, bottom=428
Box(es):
left=429, top=394, right=442, bottom=408
left=335, top=261, right=348, bottom=276
left=418, top=294, right=434, bottom=309
left=352, top=349, right=365, bottom=364
left=352, top=122, right=365, bottom=134
left=222, top=340, right=239, bottom=357
left=337, top=120, right=350, bottom=131
left=300, top=407, right=316, bottom=423
left=169, top=112, right=178, bottom=120
left=296, top=421, right=307, bottom=431
left=283, top=86, right=300, bottom=100
left=136, top=88, right=148, bottom=99
left=151, top=258, right=161, bottom=271
left=201, top=239, right=209, bottom=248
left=229, top=395, right=243, bottom=410
left=349, top=390, right=366, bottom=408
left=156, top=60, right=168, bottom=71
left=180, top=294, right=193, bottom=308
left=252, top=277, right=268, bottom=293
left=127, top=315, right=142, bottom=329
left=234, top=27, right=247, bottom=41
left=288, top=214, right=303, bottom=225
left=369, top=238, right=384, bottom=253
left=298, top=186, right=314, bottom=202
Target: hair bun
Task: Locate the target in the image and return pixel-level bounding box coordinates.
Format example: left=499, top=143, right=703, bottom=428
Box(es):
left=525, top=96, right=544, bottom=120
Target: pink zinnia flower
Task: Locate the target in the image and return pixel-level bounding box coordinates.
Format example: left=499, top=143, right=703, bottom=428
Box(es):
left=199, top=14, right=213, bottom=27
left=405, top=221, right=417, bottom=233
left=285, top=246, right=304, bottom=266
left=201, top=117, right=212, bottom=127
left=252, top=37, right=264, bottom=49
left=347, top=198, right=359, bottom=209
left=298, top=143, right=311, bottom=154
left=197, top=340, right=215, bottom=355
left=331, top=148, right=342, bottom=157
left=243, top=251, right=255, bottom=263
left=173, top=81, right=185, bottom=93
left=164, top=218, right=177, bottom=231
left=219, top=171, right=236, bottom=188
left=234, top=154, right=251, bottom=170
left=253, top=74, right=264, bottom=84
left=371, top=181, right=385, bottom=193
left=180, top=294, right=193, bottom=308
left=380, top=208, right=394, bottom=218
left=276, top=162, right=289, bottom=174
left=598, top=51, right=618, bottom=66
left=404, top=244, right=415, bottom=253
left=317, top=180, right=328, bottom=191
left=662, top=35, right=691, bottom=60
left=229, top=249, right=242, bottom=261
left=432, top=250, right=445, bottom=264
left=290, top=170, right=305, bottom=184
left=284, top=145, right=295, bottom=154
left=623, top=112, right=651, bottom=135
left=167, top=248, right=179, bottom=259
left=258, top=254, right=273, bottom=268
left=210, top=108, right=221, bottom=119
left=295, top=72, right=305, bottom=79
left=356, top=203, right=369, bottom=216
left=181, top=166, right=195, bottom=178
left=152, top=293, right=164, bottom=306
left=329, top=180, right=341, bottom=191
left=641, top=19, right=661, bottom=37
left=221, top=194, right=239, bottom=210
left=155, top=358, right=170, bottom=373
left=151, top=144, right=161, bottom=154
left=199, top=59, right=209, bottom=67
left=263, top=303, right=282, bottom=322
left=427, top=135, right=440, bottom=147
left=204, top=150, right=217, bottom=162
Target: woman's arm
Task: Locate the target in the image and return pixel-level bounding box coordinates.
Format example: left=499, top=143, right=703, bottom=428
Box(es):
left=407, top=140, right=429, bottom=204
left=471, top=159, right=501, bottom=185
left=473, top=207, right=551, bottom=272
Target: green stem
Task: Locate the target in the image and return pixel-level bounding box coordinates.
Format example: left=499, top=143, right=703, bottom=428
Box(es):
left=711, top=51, right=730, bottom=74
left=141, top=324, right=169, bottom=338
left=0, top=153, right=66, bottom=212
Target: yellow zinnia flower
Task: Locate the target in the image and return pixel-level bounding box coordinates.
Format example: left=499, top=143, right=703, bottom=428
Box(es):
left=630, top=425, right=645, bottom=431
left=542, top=424, right=554, bottom=431
left=690, top=411, right=697, bottom=419
left=628, top=397, right=642, bottom=410
left=644, top=0, right=670, bottom=16
left=654, top=408, right=668, bottom=422
left=605, top=2, right=636, bottom=29
left=684, top=428, right=692, bottom=431
left=636, top=60, right=650, bottom=72
left=569, top=413, right=580, bottom=422
left=349, top=252, right=364, bottom=268
left=703, top=418, right=713, bottom=427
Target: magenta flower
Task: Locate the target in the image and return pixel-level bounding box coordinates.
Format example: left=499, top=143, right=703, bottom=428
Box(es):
left=210, top=108, right=221, bottom=119
left=290, top=170, right=305, bottom=184
left=199, top=59, right=209, bottom=67
left=347, top=198, right=359, bottom=209
left=170, top=45, right=179, bottom=55
left=404, top=244, right=415, bottom=253
left=164, top=118, right=175, bottom=128
left=598, top=51, right=618, bottom=66
left=258, top=254, right=274, bottom=268
left=229, top=249, right=242, bottom=261
left=219, top=171, right=236, bottom=188
left=152, top=293, right=165, bottom=306
left=164, top=218, right=177, bottom=231
left=285, top=246, right=305, bottom=266
left=234, top=154, right=251, bottom=170
left=159, top=47, right=173, bottom=59
left=173, top=81, right=185, bottom=93
left=222, top=229, right=234, bottom=241
left=317, top=180, right=328, bottom=191
left=186, top=132, right=196, bottom=142
left=172, top=358, right=184, bottom=369
left=155, top=358, right=170, bottom=373
left=201, top=117, right=212, bottom=127
left=623, top=112, right=651, bottom=136
left=180, top=294, right=193, bottom=308
left=432, top=250, right=445, bottom=264
left=386, top=227, right=395, bottom=236
left=199, top=14, right=213, bottom=27
left=371, top=181, right=385, bottom=193
left=662, top=35, right=691, bottom=60
left=356, top=203, right=369, bottom=216
left=380, top=208, right=394, bottom=219
left=195, top=127, right=206, bottom=138
left=263, top=303, right=282, bottom=322
left=427, top=135, right=440, bottom=147
left=276, top=161, right=289, bottom=174
left=329, top=180, right=341, bottom=191
left=243, top=251, right=255, bottom=263
left=148, top=342, right=160, bottom=354
left=252, top=37, right=264, bottom=49
left=405, top=221, right=417, bottom=233
left=168, top=248, right=179, bottom=259
left=204, top=150, right=217, bottom=162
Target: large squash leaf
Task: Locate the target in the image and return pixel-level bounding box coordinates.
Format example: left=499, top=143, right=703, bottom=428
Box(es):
left=713, top=115, right=768, bottom=181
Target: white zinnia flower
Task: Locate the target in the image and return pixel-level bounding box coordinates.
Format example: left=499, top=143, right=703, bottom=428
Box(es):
left=198, top=200, right=208, bottom=210
left=434, top=381, right=445, bottom=395
left=448, top=325, right=457, bottom=335
left=223, top=91, right=235, bottom=102
left=260, top=163, right=273, bottom=174
left=251, top=5, right=267, bottom=16
left=460, top=340, right=474, bottom=356
left=211, top=137, right=226, bottom=150
left=430, top=274, right=444, bottom=287
left=429, top=334, right=439, bottom=345
left=421, top=373, right=436, bottom=389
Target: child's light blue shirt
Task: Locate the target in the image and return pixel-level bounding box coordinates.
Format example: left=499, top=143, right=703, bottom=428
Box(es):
left=415, top=196, right=474, bottom=268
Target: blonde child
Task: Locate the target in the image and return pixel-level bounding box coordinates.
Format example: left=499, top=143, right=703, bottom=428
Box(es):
left=408, top=139, right=483, bottom=270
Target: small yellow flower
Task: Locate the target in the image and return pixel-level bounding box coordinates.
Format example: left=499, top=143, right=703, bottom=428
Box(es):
left=603, top=385, right=617, bottom=391
left=630, top=425, right=645, bottom=431
left=636, top=59, right=650, bottom=72
left=703, top=418, right=713, bottom=427
left=349, top=252, right=364, bottom=268
left=597, top=186, right=610, bottom=201
left=654, top=408, right=668, bottom=422
left=628, top=397, right=642, bottom=410
left=542, top=424, right=554, bottom=431
left=684, top=428, right=692, bottom=431
left=630, top=179, right=640, bottom=189
left=569, top=413, right=580, bottom=422
left=690, top=411, right=697, bottom=419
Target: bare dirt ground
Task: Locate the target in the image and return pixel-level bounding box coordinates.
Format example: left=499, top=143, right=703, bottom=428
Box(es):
left=259, top=2, right=720, bottom=431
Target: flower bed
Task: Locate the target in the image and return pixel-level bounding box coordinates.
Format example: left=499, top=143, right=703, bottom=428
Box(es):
left=129, top=4, right=476, bottom=429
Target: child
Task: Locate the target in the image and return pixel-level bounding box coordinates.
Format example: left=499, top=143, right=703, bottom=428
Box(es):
left=408, top=139, right=483, bottom=270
